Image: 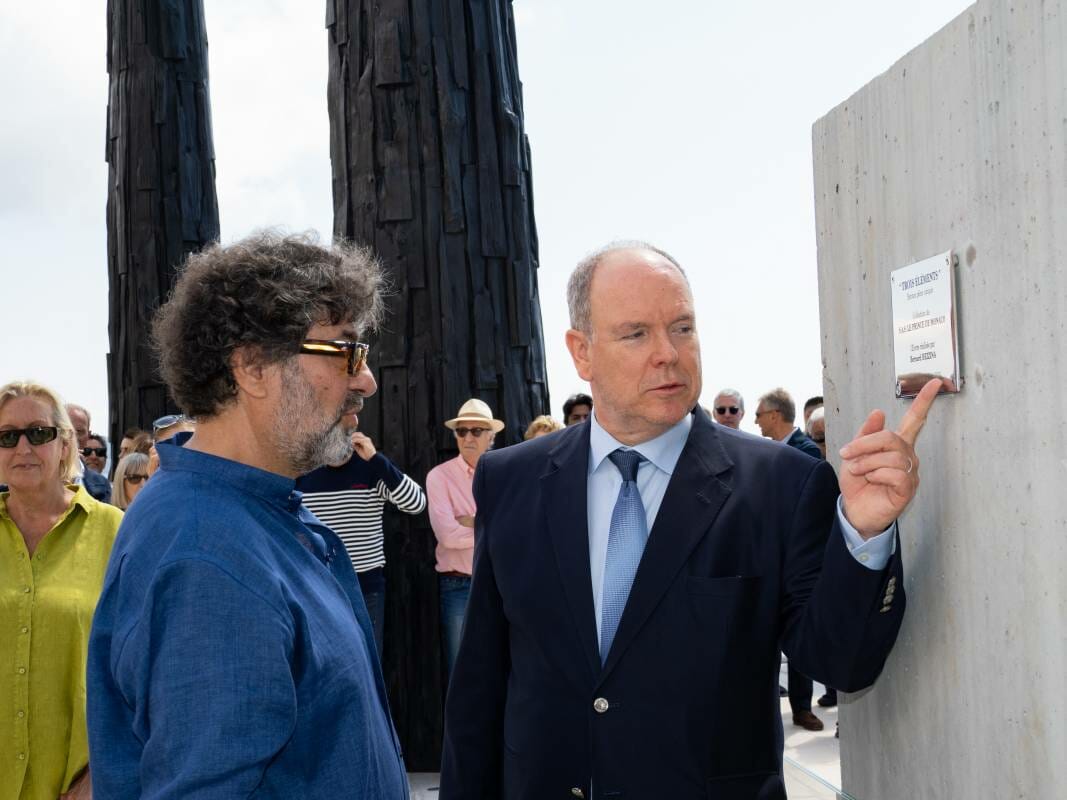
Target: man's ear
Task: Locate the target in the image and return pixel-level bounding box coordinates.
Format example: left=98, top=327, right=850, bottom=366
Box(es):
left=565, top=328, right=594, bottom=382
left=230, top=346, right=274, bottom=400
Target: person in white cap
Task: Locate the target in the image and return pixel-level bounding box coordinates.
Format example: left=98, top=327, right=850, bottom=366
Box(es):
left=426, top=398, right=505, bottom=675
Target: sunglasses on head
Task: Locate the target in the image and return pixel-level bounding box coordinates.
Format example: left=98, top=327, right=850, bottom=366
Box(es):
left=152, top=414, right=187, bottom=432
left=0, top=426, right=59, bottom=448
left=715, top=406, right=740, bottom=415
left=454, top=426, right=489, bottom=438
left=124, top=474, right=149, bottom=484
left=82, top=446, right=107, bottom=458
left=299, top=339, right=370, bottom=375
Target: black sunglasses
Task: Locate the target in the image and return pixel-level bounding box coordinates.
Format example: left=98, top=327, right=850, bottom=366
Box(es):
left=299, top=339, right=370, bottom=375
left=124, top=474, right=149, bottom=484
left=715, top=406, right=740, bottom=415
left=82, top=447, right=108, bottom=458
left=454, top=427, right=489, bottom=438
left=0, top=426, right=59, bottom=448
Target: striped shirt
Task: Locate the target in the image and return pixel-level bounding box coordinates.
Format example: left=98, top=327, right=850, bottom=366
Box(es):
left=297, top=453, right=426, bottom=573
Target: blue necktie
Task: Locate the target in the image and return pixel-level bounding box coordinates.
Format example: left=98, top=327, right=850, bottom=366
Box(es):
left=600, top=449, right=649, bottom=663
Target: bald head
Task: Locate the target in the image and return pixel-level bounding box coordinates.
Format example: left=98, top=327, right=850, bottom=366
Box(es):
left=567, top=241, right=689, bottom=333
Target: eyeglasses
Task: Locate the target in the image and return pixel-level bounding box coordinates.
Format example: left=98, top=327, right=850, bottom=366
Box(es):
left=0, top=426, right=59, bottom=448
left=124, top=474, right=149, bottom=484
left=81, top=447, right=108, bottom=458
left=299, top=339, right=370, bottom=375
left=754, top=409, right=779, bottom=419
left=715, top=406, right=740, bottom=415
left=454, top=427, right=489, bottom=438
left=152, top=414, right=187, bottom=431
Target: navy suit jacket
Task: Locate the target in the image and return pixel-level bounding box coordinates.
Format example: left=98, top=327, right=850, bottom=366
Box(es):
left=785, top=428, right=823, bottom=460
left=440, top=409, right=905, bottom=800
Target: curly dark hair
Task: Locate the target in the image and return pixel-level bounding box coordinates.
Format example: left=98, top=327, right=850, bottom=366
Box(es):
left=153, top=230, right=385, bottom=418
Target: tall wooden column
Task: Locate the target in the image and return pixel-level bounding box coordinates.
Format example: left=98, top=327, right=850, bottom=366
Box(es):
left=106, top=0, right=219, bottom=445
left=327, top=0, right=549, bottom=768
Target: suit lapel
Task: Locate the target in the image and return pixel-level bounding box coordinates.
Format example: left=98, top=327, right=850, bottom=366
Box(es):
left=541, top=426, right=601, bottom=680
left=599, top=412, right=734, bottom=680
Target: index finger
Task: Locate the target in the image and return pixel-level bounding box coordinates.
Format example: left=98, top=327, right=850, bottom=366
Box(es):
left=897, top=378, right=942, bottom=446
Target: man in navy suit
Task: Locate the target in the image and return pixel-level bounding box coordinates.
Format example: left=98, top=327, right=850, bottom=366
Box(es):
left=755, top=386, right=827, bottom=730
left=440, top=242, right=940, bottom=800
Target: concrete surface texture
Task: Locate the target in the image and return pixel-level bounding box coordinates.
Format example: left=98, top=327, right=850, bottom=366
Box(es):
left=812, top=1, right=1066, bottom=798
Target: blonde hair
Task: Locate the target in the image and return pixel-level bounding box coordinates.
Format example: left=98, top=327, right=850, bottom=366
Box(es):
left=524, top=415, right=564, bottom=440
left=0, top=381, right=80, bottom=482
left=111, top=452, right=150, bottom=510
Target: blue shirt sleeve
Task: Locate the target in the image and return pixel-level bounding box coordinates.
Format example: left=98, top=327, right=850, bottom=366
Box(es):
left=836, top=496, right=896, bottom=571
left=114, top=558, right=297, bottom=799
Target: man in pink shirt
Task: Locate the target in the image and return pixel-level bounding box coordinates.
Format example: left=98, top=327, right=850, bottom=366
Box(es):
left=427, top=398, right=505, bottom=675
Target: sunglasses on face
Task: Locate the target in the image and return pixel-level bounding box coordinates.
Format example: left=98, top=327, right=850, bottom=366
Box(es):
left=299, top=339, right=370, bottom=375
left=124, top=474, right=149, bottom=484
left=82, top=447, right=107, bottom=458
left=715, top=406, right=740, bottom=415
left=454, top=427, right=489, bottom=439
left=0, top=426, right=59, bottom=448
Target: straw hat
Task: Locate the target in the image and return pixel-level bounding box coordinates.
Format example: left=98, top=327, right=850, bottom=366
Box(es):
left=444, top=398, right=505, bottom=434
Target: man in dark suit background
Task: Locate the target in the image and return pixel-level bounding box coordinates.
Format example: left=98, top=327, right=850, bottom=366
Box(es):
left=440, top=242, right=940, bottom=800
left=755, top=387, right=826, bottom=730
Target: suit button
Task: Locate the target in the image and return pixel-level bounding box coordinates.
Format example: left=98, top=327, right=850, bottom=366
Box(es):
left=571, top=789, right=585, bottom=798
left=593, top=697, right=609, bottom=713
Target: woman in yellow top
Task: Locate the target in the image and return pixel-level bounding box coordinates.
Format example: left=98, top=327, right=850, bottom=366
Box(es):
left=0, top=381, right=123, bottom=800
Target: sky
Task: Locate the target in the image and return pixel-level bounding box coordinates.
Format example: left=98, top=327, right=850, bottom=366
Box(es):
left=0, top=0, right=972, bottom=438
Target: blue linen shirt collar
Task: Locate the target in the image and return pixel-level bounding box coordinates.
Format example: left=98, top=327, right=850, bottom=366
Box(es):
left=588, top=409, right=692, bottom=477
left=156, top=437, right=304, bottom=513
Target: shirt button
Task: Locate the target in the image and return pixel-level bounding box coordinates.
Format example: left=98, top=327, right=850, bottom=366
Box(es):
left=859, top=553, right=871, bottom=563
left=571, top=789, right=586, bottom=798
left=593, top=697, right=609, bottom=713
left=16, top=711, right=24, bottom=718
left=20, top=627, right=28, bottom=634
left=17, top=753, right=25, bottom=760
left=22, top=586, right=30, bottom=593
left=17, top=667, right=26, bottom=675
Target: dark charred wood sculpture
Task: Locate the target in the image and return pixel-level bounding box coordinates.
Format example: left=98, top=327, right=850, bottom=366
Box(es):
left=105, top=0, right=219, bottom=447
left=327, top=0, right=550, bottom=769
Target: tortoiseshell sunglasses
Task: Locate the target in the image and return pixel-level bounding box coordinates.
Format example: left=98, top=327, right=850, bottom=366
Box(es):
left=298, top=339, right=370, bottom=375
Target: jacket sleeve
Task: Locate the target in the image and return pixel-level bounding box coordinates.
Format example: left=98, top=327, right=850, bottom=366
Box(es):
left=778, top=458, right=906, bottom=692
left=439, top=459, right=508, bottom=799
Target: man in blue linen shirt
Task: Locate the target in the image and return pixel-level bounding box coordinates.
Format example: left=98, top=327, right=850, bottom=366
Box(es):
left=440, top=241, right=941, bottom=799
left=87, top=232, right=408, bottom=799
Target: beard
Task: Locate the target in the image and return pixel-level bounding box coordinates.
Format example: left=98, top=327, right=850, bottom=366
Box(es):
left=274, top=361, right=363, bottom=474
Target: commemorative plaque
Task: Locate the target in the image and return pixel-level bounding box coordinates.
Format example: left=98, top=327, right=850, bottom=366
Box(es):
left=890, top=251, right=962, bottom=398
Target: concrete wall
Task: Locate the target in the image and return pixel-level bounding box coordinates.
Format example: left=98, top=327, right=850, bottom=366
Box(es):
left=812, top=2, right=1067, bottom=797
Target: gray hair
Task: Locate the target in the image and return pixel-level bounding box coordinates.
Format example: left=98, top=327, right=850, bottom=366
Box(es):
left=758, top=387, right=796, bottom=423
left=153, top=230, right=386, bottom=419
left=112, top=452, right=150, bottom=510
left=805, top=405, right=825, bottom=435
left=567, top=240, right=688, bottom=332
left=714, top=388, right=744, bottom=411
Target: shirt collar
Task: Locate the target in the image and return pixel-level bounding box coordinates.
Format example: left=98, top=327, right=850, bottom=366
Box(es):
left=0, top=483, right=94, bottom=520
left=157, top=438, right=302, bottom=512
left=452, top=453, right=476, bottom=478
left=588, top=409, right=692, bottom=477
left=778, top=426, right=799, bottom=443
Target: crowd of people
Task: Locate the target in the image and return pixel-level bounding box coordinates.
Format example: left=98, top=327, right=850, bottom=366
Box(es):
left=0, top=231, right=938, bottom=799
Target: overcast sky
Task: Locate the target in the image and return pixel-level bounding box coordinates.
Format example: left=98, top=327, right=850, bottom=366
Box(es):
left=0, top=0, right=971, bottom=438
